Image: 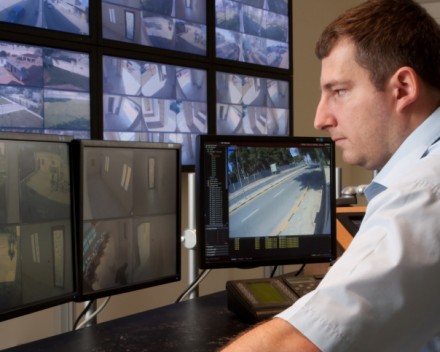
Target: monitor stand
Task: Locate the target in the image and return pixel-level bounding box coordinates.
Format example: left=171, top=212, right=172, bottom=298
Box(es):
left=182, top=172, right=199, bottom=299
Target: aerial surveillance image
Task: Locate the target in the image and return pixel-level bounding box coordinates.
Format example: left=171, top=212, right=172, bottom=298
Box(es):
left=0, top=138, right=74, bottom=316
left=215, top=0, right=289, bottom=69
left=102, top=0, right=207, bottom=56
left=102, top=55, right=207, bottom=166
left=216, top=72, right=289, bottom=136
left=80, top=146, right=178, bottom=295
left=0, top=41, right=90, bottom=138
left=0, top=0, right=89, bottom=35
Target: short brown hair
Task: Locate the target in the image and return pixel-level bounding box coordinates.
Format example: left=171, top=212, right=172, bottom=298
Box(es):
left=316, top=0, right=440, bottom=90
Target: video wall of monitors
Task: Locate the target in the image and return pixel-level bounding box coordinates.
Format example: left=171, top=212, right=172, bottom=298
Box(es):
left=0, top=0, right=293, bottom=170
left=0, top=0, right=293, bottom=321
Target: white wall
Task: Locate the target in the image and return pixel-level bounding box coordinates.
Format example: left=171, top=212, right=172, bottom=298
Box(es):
left=0, top=0, right=370, bottom=349
left=417, top=0, right=440, bottom=22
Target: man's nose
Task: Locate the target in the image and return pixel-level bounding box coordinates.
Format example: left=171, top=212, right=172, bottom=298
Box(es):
left=314, top=98, right=336, bottom=131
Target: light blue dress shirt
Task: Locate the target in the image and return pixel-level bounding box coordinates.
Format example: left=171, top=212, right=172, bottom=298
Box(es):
left=277, top=107, right=440, bottom=351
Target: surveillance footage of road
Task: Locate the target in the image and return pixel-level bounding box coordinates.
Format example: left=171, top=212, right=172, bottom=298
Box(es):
left=229, top=162, right=331, bottom=239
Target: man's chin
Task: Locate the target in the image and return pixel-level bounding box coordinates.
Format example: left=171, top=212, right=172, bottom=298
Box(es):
left=342, top=154, right=377, bottom=170
left=342, top=153, right=364, bottom=168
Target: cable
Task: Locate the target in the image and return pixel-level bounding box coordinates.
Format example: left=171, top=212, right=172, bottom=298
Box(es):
left=294, top=263, right=306, bottom=276
left=270, top=265, right=278, bottom=278
left=72, top=299, right=95, bottom=331
left=74, top=297, right=111, bottom=330
left=270, top=263, right=306, bottom=279
left=175, top=269, right=211, bottom=303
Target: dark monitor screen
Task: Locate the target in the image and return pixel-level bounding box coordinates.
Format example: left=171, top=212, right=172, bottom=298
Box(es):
left=73, top=139, right=181, bottom=301
left=196, top=135, right=336, bottom=269
left=0, top=1, right=89, bottom=36
left=216, top=71, right=290, bottom=136
left=0, top=40, right=91, bottom=139
left=0, top=132, right=75, bottom=321
left=215, top=0, right=290, bottom=70
left=102, top=54, right=207, bottom=168
left=102, top=0, right=207, bottom=56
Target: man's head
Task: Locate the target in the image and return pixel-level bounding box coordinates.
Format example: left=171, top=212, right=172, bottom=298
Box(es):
left=314, top=0, right=440, bottom=170
left=316, top=0, right=440, bottom=91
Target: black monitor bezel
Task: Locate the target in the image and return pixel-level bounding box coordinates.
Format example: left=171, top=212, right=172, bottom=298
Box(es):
left=196, top=134, right=337, bottom=269
left=0, top=132, right=77, bottom=322
left=72, top=138, right=182, bottom=302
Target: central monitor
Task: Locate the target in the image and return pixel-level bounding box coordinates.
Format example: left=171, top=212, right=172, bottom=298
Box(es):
left=73, top=139, right=181, bottom=301
left=196, top=135, right=336, bottom=269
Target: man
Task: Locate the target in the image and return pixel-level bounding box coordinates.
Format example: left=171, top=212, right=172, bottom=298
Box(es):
left=221, top=0, right=440, bottom=351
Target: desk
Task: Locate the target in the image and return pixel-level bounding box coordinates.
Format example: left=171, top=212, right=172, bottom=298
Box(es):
left=4, top=292, right=252, bottom=352
left=336, top=206, right=366, bottom=250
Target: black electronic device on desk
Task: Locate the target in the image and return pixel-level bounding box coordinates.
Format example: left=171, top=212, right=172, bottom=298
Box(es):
left=226, top=274, right=322, bottom=323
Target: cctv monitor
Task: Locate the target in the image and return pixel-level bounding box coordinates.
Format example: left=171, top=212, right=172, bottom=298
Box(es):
left=102, top=54, right=207, bottom=169
left=73, top=139, right=181, bottom=301
left=0, top=1, right=90, bottom=36
left=0, top=132, right=75, bottom=321
left=101, top=0, right=207, bottom=57
left=215, top=0, right=291, bottom=71
left=0, top=40, right=91, bottom=139
left=196, top=134, right=336, bottom=269
left=216, top=70, right=291, bottom=136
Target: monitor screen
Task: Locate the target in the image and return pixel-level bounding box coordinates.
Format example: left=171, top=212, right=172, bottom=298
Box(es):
left=0, top=132, right=75, bottom=321
left=196, top=135, right=336, bottom=269
left=0, top=40, right=91, bottom=139
left=215, top=0, right=290, bottom=70
left=102, top=54, right=207, bottom=168
left=73, top=139, right=181, bottom=301
left=0, top=0, right=89, bottom=36
left=216, top=71, right=290, bottom=136
left=102, top=0, right=207, bottom=56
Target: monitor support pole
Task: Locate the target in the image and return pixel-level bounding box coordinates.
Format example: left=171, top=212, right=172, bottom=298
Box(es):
left=181, top=172, right=198, bottom=299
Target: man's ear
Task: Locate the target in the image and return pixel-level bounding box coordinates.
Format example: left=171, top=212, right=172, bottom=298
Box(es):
left=391, top=66, right=419, bottom=112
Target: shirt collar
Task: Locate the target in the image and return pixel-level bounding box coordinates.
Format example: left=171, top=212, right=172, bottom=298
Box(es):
left=364, top=181, right=387, bottom=202
left=373, top=107, right=440, bottom=189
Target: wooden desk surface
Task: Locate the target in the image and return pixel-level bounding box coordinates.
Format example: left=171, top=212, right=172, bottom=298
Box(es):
left=4, top=292, right=252, bottom=352
left=336, top=206, right=366, bottom=250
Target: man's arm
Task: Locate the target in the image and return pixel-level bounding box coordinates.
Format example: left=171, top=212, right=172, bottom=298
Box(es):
left=220, top=317, right=320, bottom=352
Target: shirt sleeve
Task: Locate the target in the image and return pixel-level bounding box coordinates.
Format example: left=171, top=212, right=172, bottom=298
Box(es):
left=277, top=162, right=440, bottom=351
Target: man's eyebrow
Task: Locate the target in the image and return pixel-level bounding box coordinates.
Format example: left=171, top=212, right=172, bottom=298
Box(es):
left=322, top=80, right=350, bottom=91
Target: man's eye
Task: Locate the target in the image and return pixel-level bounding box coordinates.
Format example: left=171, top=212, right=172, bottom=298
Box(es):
left=335, top=89, right=347, bottom=96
